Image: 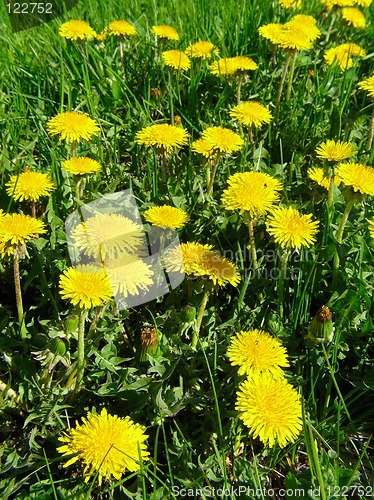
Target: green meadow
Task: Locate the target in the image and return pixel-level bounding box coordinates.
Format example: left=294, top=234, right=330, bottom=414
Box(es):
left=0, top=0, right=374, bottom=498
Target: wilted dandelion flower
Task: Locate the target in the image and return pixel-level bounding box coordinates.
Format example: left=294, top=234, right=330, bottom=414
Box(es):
left=335, top=162, right=374, bottom=195
left=151, top=25, right=179, bottom=41
left=57, top=408, right=149, bottom=486
left=0, top=213, right=46, bottom=256
left=162, top=50, right=191, bottom=70
left=324, top=43, right=366, bottom=70
left=229, top=101, right=273, bottom=128
left=72, top=213, right=145, bottom=260
left=267, top=206, right=320, bottom=249
left=357, top=75, right=374, bottom=99
left=227, top=329, right=289, bottom=378
left=308, top=167, right=342, bottom=190
left=59, top=265, right=112, bottom=309
left=341, top=7, right=366, bottom=27
left=108, top=20, right=137, bottom=37
left=222, top=172, right=283, bottom=217
left=105, top=256, right=154, bottom=298
left=144, top=205, right=189, bottom=229
left=61, top=157, right=102, bottom=175
left=6, top=170, right=55, bottom=202
left=368, top=218, right=374, bottom=238
left=236, top=373, right=302, bottom=448
left=258, top=23, right=284, bottom=45
left=135, top=124, right=189, bottom=152
left=199, top=126, right=244, bottom=154
left=185, top=41, right=219, bottom=59
left=315, top=139, right=355, bottom=162
left=191, top=138, right=216, bottom=159
left=47, top=111, right=99, bottom=143
left=59, top=20, right=96, bottom=41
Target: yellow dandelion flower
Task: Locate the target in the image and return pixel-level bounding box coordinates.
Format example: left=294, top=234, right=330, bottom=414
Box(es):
left=47, top=111, right=99, bottom=143
left=353, top=0, right=372, bottom=7
left=222, top=171, right=283, bottom=217
left=6, top=170, right=55, bottom=202
left=191, top=138, right=216, bottom=159
left=59, top=20, right=96, bottom=41
left=227, top=329, right=289, bottom=378
left=105, top=255, right=154, bottom=298
left=357, top=75, right=374, bottom=99
left=95, top=28, right=109, bottom=42
left=197, top=249, right=241, bottom=287
left=229, top=101, right=273, bottom=128
left=315, top=139, right=356, bottom=162
left=236, top=373, right=302, bottom=448
left=209, top=57, right=238, bottom=76
left=342, top=7, right=366, bottom=28
left=323, top=0, right=355, bottom=8
left=59, top=264, right=112, bottom=309
left=200, top=126, right=244, bottom=154
left=335, top=162, right=374, bottom=195
left=57, top=408, right=149, bottom=486
left=135, top=124, right=189, bottom=152
left=144, top=205, right=189, bottom=229
left=308, top=167, right=342, bottom=190
left=368, top=218, right=374, bottom=238
left=324, top=43, right=366, bottom=70
left=258, top=23, right=284, bottom=45
left=71, top=213, right=145, bottom=261
left=61, top=157, right=102, bottom=175
left=285, top=15, right=321, bottom=41
left=230, top=55, right=258, bottom=71
left=278, top=26, right=313, bottom=51
left=151, top=25, right=179, bottom=41
left=0, top=213, right=46, bottom=256
left=279, top=0, right=302, bottom=7
left=267, top=206, right=320, bottom=249
left=163, top=241, right=213, bottom=275
left=162, top=50, right=191, bottom=70
left=185, top=41, right=219, bottom=59
left=108, top=20, right=137, bottom=37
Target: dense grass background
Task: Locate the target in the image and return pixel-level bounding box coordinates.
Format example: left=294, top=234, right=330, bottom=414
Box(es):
left=0, top=0, right=374, bottom=498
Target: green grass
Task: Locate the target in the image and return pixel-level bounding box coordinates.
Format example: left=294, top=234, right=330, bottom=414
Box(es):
left=1, top=0, right=374, bottom=498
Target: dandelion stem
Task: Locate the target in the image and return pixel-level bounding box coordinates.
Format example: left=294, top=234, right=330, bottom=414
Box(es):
left=75, top=308, right=88, bottom=393
left=245, top=214, right=258, bottom=271
left=13, top=248, right=27, bottom=340
left=191, top=285, right=211, bottom=349
left=278, top=250, right=289, bottom=321
left=207, top=155, right=221, bottom=195
left=236, top=73, right=243, bottom=105
left=367, top=106, right=374, bottom=152
left=332, top=195, right=356, bottom=285
left=31, top=202, right=36, bottom=219
left=286, top=50, right=298, bottom=103
left=275, top=52, right=292, bottom=119
left=325, top=10, right=337, bottom=43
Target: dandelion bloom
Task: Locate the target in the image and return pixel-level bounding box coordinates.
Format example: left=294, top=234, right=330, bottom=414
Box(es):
left=229, top=101, right=273, bottom=128
left=105, top=256, right=154, bottom=298
left=278, top=26, right=313, bottom=51
left=342, top=7, right=366, bottom=28
left=198, top=126, right=244, bottom=155
left=108, top=20, right=137, bottom=37
left=59, top=20, right=96, bottom=41
left=227, top=329, right=289, bottom=378
left=162, top=50, right=191, bottom=70
left=222, top=171, right=283, bottom=217
left=185, top=41, right=219, bottom=59
left=197, top=249, right=241, bottom=287
left=308, top=167, right=341, bottom=190
left=6, top=170, right=55, bottom=202
left=285, top=15, right=321, bottom=41
left=0, top=213, right=46, bottom=256
left=323, top=0, right=355, bottom=9
left=144, top=205, right=189, bottom=229
left=258, top=23, right=284, bottom=45
left=151, top=25, right=179, bottom=41
left=71, top=213, right=145, bottom=261
left=59, top=265, right=112, bottom=309
left=315, top=139, right=355, bottom=162
left=95, top=29, right=108, bottom=42
left=354, top=0, right=372, bottom=6
left=209, top=58, right=238, bottom=76
left=61, top=157, right=102, bottom=175
left=335, top=162, right=374, bottom=195
left=324, top=43, right=366, bottom=70
left=135, top=124, right=189, bottom=152
left=358, top=75, right=374, bottom=99
left=57, top=408, right=149, bottom=486
left=267, top=206, right=320, bottom=249
left=368, top=218, right=374, bottom=238
left=191, top=138, right=216, bottom=159
left=230, top=56, right=258, bottom=71
left=236, top=373, right=302, bottom=448
left=279, top=0, right=302, bottom=7
left=47, top=111, right=100, bottom=143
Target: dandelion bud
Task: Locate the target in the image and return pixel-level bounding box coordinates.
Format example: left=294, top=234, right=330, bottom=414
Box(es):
left=305, top=306, right=334, bottom=345
left=139, top=327, right=159, bottom=362
left=49, top=336, right=68, bottom=356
